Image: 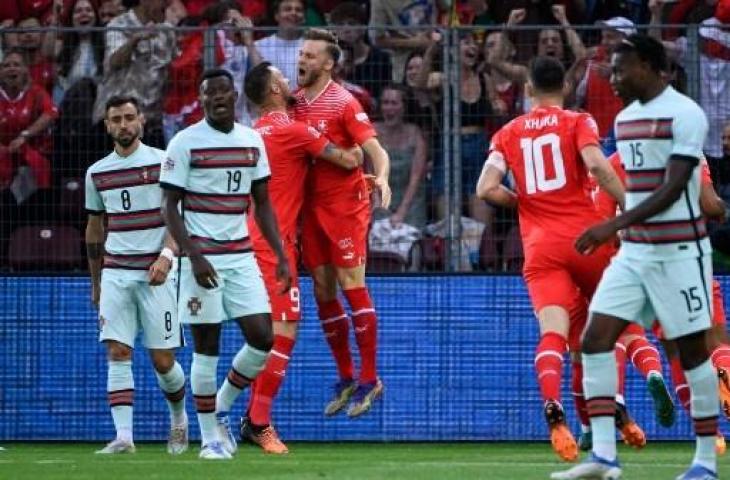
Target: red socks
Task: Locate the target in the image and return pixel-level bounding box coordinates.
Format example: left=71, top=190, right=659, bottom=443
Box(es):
left=711, top=344, right=730, bottom=371
left=248, top=335, right=295, bottom=427
left=535, top=332, right=566, bottom=402
left=343, top=287, right=378, bottom=384
left=625, top=336, right=663, bottom=379
left=318, top=298, right=354, bottom=381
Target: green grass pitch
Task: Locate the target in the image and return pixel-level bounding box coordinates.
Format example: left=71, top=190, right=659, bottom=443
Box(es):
left=1, top=442, right=728, bottom=480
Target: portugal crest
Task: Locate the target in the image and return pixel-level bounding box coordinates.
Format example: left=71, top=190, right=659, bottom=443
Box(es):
left=188, top=297, right=202, bottom=316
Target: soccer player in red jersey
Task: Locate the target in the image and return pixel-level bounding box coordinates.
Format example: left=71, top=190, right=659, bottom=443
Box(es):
left=239, top=61, right=364, bottom=453
left=291, top=29, right=391, bottom=417
left=477, top=56, right=624, bottom=462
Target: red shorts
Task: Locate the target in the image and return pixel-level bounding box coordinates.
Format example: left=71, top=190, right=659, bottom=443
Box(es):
left=652, top=279, right=725, bottom=340
left=524, top=240, right=615, bottom=314
left=254, top=243, right=301, bottom=322
left=301, top=194, right=370, bottom=270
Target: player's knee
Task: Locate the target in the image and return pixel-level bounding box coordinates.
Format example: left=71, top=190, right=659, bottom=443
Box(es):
left=273, top=320, right=298, bottom=340
left=247, top=333, right=273, bottom=353
left=335, top=266, right=366, bottom=290
left=676, top=330, right=712, bottom=370
left=106, top=341, right=132, bottom=361
left=150, top=350, right=175, bottom=373
left=580, top=326, right=612, bottom=354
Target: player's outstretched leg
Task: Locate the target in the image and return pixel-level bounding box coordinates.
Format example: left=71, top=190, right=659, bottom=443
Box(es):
left=244, top=333, right=295, bottom=454
left=317, top=298, right=356, bottom=416
left=343, top=287, right=383, bottom=417
left=151, top=352, right=188, bottom=455
left=97, top=343, right=136, bottom=455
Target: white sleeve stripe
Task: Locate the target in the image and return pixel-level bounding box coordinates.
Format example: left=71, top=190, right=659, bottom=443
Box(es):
left=485, top=151, right=507, bottom=174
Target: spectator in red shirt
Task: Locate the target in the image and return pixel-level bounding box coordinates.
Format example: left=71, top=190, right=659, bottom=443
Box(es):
left=0, top=49, right=58, bottom=190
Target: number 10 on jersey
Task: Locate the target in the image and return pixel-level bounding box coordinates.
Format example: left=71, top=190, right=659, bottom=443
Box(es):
left=520, top=133, right=566, bottom=194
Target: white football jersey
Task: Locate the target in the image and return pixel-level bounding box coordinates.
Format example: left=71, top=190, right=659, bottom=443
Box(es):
left=615, top=85, right=710, bottom=261
left=160, top=119, right=270, bottom=270
left=85, top=143, right=167, bottom=278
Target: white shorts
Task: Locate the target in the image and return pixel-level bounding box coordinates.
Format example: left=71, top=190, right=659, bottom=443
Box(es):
left=178, top=255, right=271, bottom=324
left=99, top=269, right=182, bottom=349
left=589, top=253, right=713, bottom=340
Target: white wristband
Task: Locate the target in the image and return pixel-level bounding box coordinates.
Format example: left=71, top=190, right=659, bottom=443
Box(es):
left=160, top=247, right=174, bottom=262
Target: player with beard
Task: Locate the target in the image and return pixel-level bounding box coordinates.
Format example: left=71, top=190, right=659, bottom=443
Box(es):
left=553, top=34, right=717, bottom=480
left=292, top=29, right=391, bottom=418
left=161, top=69, right=291, bottom=459
left=85, top=95, right=188, bottom=455
left=239, top=61, right=364, bottom=453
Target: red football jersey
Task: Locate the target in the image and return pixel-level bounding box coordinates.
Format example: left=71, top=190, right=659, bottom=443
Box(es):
left=0, top=84, right=58, bottom=147
left=248, top=111, right=328, bottom=248
left=490, top=106, right=603, bottom=250
left=291, top=80, right=376, bottom=197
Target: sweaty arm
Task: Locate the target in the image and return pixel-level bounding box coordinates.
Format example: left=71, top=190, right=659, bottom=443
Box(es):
left=85, top=213, right=105, bottom=306
left=317, top=142, right=363, bottom=170
left=476, top=151, right=517, bottom=208
left=581, top=144, right=625, bottom=209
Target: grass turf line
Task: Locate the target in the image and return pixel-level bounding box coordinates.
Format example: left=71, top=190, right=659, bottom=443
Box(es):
left=0, top=442, right=728, bottom=480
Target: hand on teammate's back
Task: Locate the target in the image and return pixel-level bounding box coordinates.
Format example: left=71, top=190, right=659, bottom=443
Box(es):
left=190, top=253, right=218, bottom=289
left=147, top=256, right=172, bottom=286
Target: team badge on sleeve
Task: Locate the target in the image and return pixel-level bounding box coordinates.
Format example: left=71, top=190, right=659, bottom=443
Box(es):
left=355, top=112, right=370, bottom=123
left=163, top=157, right=175, bottom=171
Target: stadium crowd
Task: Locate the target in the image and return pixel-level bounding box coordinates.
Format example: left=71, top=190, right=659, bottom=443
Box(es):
left=0, top=0, right=728, bottom=272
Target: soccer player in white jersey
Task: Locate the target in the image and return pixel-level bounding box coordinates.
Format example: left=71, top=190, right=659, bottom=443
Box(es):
left=85, top=96, right=188, bottom=456
left=552, top=34, right=718, bottom=480
left=160, top=68, right=291, bottom=460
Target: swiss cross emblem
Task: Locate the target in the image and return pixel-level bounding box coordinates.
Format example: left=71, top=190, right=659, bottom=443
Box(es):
left=188, top=297, right=202, bottom=316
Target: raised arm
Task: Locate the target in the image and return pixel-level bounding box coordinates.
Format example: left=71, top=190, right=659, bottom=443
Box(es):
left=250, top=179, right=291, bottom=293
left=85, top=213, right=105, bottom=307
left=552, top=4, right=586, bottom=63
